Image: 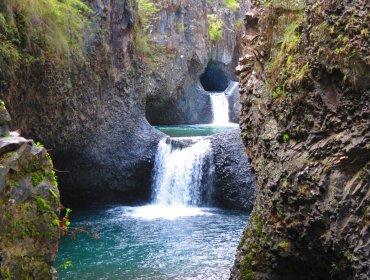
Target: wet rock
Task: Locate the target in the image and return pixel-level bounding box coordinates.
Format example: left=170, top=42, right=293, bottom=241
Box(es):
left=210, top=130, right=255, bottom=211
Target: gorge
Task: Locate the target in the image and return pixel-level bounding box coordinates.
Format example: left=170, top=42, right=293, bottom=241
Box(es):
left=56, top=76, right=254, bottom=279
left=0, top=0, right=369, bottom=279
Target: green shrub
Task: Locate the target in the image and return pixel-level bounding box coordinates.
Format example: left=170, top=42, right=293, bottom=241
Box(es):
left=0, top=0, right=91, bottom=83
left=137, top=0, right=159, bottom=31
left=224, top=0, right=240, bottom=12
left=135, top=0, right=159, bottom=57
left=208, top=14, right=223, bottom=42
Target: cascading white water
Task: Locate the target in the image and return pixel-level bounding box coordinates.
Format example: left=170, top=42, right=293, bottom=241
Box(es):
left=210, top=93, right=229, bottom=125
left=130, top=138, right=213, bottom=220
left=153, top=138, right=211, bottom=207
left=210, top=81, right=239, bottom=126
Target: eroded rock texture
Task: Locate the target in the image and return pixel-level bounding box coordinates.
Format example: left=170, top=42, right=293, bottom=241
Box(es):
left=1, top=0, right=163, bottom=206
left=231, top=0, right=369, bottom=279
left=144, top=0, right=251, bottom=124
left=0, top=0, right=251, bottom=207
left=211, top=130, right=255, bottom=211
left=0, top=105, right=60, bottom=279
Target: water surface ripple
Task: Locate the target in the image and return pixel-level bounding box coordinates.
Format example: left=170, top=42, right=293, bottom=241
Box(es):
left=57, top=206, right=248, bottom=280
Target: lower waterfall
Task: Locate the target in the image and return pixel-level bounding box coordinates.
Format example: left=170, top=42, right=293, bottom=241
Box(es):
left=152, top=138, right=213, bottom=206
left=130, top=137, right=214, bottom=220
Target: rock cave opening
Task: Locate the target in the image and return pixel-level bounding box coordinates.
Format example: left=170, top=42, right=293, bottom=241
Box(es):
left=200, top=61, right=229, bottom=92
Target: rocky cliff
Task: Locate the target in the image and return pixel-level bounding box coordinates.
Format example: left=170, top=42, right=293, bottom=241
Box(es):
left=0, top=0, right=253, bottom=209
left=1, top=0, right=162, bottom=207
left=231, top=0, right=369, bottom=279
left=0, top=104, right=60, bottom=279
left=144, top=0, right=251, bottom=125
left=211, top=130, right=255, bottom=211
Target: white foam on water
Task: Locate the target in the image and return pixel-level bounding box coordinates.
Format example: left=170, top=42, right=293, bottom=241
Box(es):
left=131, top=138, right=213, bottom=220
left=128, top=205, right=212, bottom=220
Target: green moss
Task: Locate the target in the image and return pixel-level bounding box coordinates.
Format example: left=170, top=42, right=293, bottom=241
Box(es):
left=357, top=164, right=369, bottom=181
left=283, top=133, right=290, bottom=142
left=31, top=171, right=45, bottom=187
left=0, top=100, right=6, bottom=110
left=0, top=0, right=91, bottom=85
left=272, top=86, right=284, bottom=98
left=239, top=210, right=267, bottom=280
left=34, top=196, right=51, bottom=213
left=48, top=170, right=58, bottom=188
left=257, top=0, right=305, bottom=10
left=278, top=241, right=290, bottom=249
left=282, top=178, right=289, bottom=188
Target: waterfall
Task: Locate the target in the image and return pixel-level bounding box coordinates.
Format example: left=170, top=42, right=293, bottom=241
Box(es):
left=152, top=138, right=212, bottom=207
left=210, top=93, right=229, bottom=125
left=210, top=81, right=239, bottom=126
left=130, top=137, right=214, bottom=220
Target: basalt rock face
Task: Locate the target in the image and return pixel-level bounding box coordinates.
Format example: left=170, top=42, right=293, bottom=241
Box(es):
left=0, top=105, right=60, bottom=279
left=0, top=0, right=251, bottom=207
left=211, top=130, right=255, bottom=211
left=231, top=1, right=369, bottom=279
left=1, top=0, right=163, bottom=207
left=144, top=0, right=251, bottom=125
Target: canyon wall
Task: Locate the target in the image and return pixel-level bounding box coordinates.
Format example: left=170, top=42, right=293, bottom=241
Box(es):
left=231, top=0, right=369, bottom=279
left=144, top=0, right=250, bottom=124
left=0, top=0, right=252, bottom=209
left=0, top=105, right=60, bottom=279
left=1, top=0, right=162, bottom=206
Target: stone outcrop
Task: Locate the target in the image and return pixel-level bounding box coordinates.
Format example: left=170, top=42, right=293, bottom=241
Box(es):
left=0, top=104, right=60, bottom=279
left=211, top=130, right=255, bottom=211
left=231, top=0, right=369, bottom=279
left=0, top=0, right=250, bottom=208
left=144, top=0, right=251, bottom=125
left=1, top=0, right=163, bottom=207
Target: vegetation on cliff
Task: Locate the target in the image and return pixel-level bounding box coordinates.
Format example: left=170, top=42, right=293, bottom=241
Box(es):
left=208, top=14, right=224, bottom=41
left=0, top=103, right=60, bottom=279
left=233, top=0, right=369, bottom=279
left=134, top=0, right=159, bottom=56
left=0, top=0, right=91, bottom=87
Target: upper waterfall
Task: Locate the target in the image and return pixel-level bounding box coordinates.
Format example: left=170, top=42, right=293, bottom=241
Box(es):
left=210, top=81, right=239, bottom=126
left=210, top=93, right=230, bottom=125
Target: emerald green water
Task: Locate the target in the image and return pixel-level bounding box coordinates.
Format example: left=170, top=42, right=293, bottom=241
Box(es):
left=155, top=124, right=239, bottom=137
left=56, top=205, right=248, bottom=280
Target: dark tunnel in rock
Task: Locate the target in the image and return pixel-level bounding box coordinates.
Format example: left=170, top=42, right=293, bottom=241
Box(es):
left=200, top=62, right=229, bottom=92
